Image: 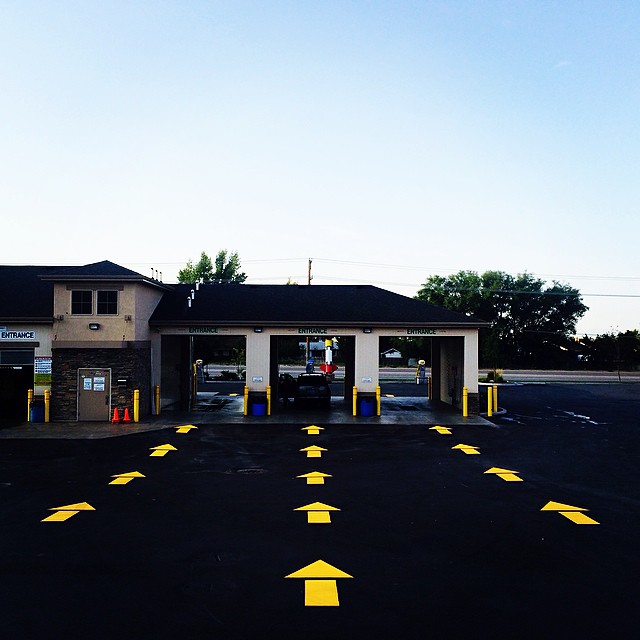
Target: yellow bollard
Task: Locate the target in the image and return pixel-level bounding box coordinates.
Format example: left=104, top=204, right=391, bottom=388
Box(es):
left=266, top=386, right=271, bottom=416
left=427, top=376, right=432, bottom=400
left=133, top=389, right=140, bottom=423
left=376, top=385, right=381, bottom=416
left=27, top=388, right=33, bottom=422
left=493, top=385, right=498, bottom=413
left=244, top=386, right=249, bottom=416
left=44, top=389, right=50, bottom=423
left=352, top=386, right=358, bottom=417
left=487, top=386, right=493, bottom=417
left=154, top=385, right=161, bottom=415
left=462, top=386, right=468, bottom=417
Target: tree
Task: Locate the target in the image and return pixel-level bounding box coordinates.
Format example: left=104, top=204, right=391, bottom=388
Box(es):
left=178, top=250, right=247, bottom=284
left=415, top=270, right=588, bottom=368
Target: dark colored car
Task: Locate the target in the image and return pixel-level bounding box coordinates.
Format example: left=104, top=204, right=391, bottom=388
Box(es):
left=294, top=373, right=331, bottom=408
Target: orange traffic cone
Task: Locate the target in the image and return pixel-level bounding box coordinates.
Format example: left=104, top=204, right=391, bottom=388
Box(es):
left=111, top=407, right=120, bottom=423
left=123, top=408, right=132, bottom=423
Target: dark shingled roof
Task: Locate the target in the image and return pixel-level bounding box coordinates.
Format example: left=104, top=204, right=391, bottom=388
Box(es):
left=39, top=260, right=165, bottom=286
left=0, top=266, right=59, bottom=321
left=150, top=284, right=486, bottom=327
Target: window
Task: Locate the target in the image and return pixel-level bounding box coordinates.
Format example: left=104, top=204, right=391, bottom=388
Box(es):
left=97, top=290, right=118, bottom=315
left=71, top=290, right=93, bottom=315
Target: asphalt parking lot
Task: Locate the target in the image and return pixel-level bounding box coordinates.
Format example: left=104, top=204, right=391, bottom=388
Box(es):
left=1, top=382, right=639, bottom=639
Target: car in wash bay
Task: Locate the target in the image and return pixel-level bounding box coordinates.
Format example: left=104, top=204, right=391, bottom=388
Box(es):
left=294, top=373, right=331, bottom=408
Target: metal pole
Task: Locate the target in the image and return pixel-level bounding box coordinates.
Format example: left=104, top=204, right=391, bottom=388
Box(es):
left=462, top=387, right=468, bottom=417
left=352, top=386, right=358, bottom=416
left=487, top=386, right=493, bottom=417
left=376, top=385, right=381, bottom=416
left=493, top=385, right=498, bottom=414
left=266, top=386, right=271, bottom=416
left=27, top=388, right=33, bottom=422
left=154, top=385, right=161, bottom=415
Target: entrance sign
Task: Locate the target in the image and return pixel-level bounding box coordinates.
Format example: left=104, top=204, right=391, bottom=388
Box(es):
left=0, top=327, right=36, bottom=340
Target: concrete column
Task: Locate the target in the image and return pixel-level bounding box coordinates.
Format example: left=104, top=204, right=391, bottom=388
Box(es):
left=245, top=330, right=270, bottom=391
left=354, top=331, right=379, bottom=393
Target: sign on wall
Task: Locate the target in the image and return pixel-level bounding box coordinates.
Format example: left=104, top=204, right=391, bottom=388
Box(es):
left=0, top=327, right=36, bottom=340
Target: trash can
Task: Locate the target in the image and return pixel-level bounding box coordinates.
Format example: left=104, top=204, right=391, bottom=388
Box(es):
left=252, top=402, right=266, bottom=416
left=360, top=398, right=375, bottom=417
left=30, top=399, right=45, bottom=423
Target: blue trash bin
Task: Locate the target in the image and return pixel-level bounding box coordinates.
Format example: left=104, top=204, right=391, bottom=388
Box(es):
left=252, top=402, right=266, bottom=416
left=360, top=398, right=375, bottom=417
left=30, top=400, right=45, bottom=423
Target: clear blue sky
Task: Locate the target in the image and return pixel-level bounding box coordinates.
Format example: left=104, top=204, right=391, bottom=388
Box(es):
left=1, top=1, right=638, bottom=336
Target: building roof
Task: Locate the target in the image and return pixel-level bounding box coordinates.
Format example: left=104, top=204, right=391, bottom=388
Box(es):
left=149, top=283, right=486, bottom=328
left=39, top=260, right=168, bottom=288
left=0, top=266, right=59, bottom=322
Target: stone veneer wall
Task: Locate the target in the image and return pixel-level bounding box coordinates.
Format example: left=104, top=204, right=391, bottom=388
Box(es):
left=51, top=346, right=151, bottom=421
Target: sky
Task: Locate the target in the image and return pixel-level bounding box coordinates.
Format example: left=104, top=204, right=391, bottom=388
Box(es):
left=1, top=1, right=638, bottom=337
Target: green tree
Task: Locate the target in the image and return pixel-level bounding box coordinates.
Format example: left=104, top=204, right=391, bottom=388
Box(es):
left=416, top=270, right=588, bottom=368
left=178, top=250, right=247, bottom=284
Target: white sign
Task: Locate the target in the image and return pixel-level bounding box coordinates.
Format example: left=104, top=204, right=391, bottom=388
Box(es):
left=34, top=357, right=52, bottom=374
left=252, top=376, right=263, bottom=383
left=0, top=327, right=36, bottom=340
left=84, top=378, right=93, bottom=390
left=94, top=376, right=106, bottom=392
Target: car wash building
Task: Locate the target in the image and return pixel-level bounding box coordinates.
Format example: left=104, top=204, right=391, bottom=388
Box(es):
left=0, top=261, right=486, bottom=422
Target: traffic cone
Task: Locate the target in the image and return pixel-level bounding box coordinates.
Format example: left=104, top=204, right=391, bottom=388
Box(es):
left=123, top=408, right=132, bottom=423
left=111, top=407, right=120, bottom=423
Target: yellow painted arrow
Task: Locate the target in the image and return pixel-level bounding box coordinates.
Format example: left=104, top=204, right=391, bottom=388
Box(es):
left=452, top=444, right=480, bottom=455
left=301, top=425, right=324, bottom=435
left=300, top=445, right=328, bottom=458
left=285, top=560, right=353, bottom=606
left=175, top=424, right=197, bottom=433
left=150, top=444, right=177, bottom=457
left=484, top=467, right=523, bottom=482
left=41, top=502, right=95, bottom=522
left=297, top=471, right=332, bottom=485
left=541, top=501, right=599, bottom=524
left=430, top=425, right=452, bottom=435
left=109, top=471, right=146, bottom=485
left=294, top=502, right=340, bottom=524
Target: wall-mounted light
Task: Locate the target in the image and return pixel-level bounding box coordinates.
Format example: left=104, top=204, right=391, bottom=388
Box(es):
left=254, top=327, right=263, bottom=333
left=88, top=323, right=101, bottom=331
left=362, top=327, right=373, bottom=333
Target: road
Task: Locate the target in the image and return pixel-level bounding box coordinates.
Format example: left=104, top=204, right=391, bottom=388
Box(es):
left=1, top=382, right=639, bottom=639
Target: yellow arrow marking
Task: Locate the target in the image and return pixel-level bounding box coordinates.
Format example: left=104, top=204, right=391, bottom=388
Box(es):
left=229, top=393, right=238, bottom=396
left=430, top=425, right=452, bottom=435
left=541, top=501, right=599, bottom=524
left=176, top=424, right=197, bottom=433
left=41, top=502, right=95, bottom=522
left=150, top=444, right=177, bottom=457
left=285, top=560, right=353, bottom=607
left=109, top=471, right=146, bottom=485
left=295, top=502, right=340, bottom=524
left=300, top=445, right=327, bottom=458
left=452, top=444, right=480, bottom=455
left=385, top=394, right=395, bottom=397
left=297, top=471, right=332, bottom=485
left=484, top=467, right=523, bottom=482
left=302, top=425, right=324, bottom=435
